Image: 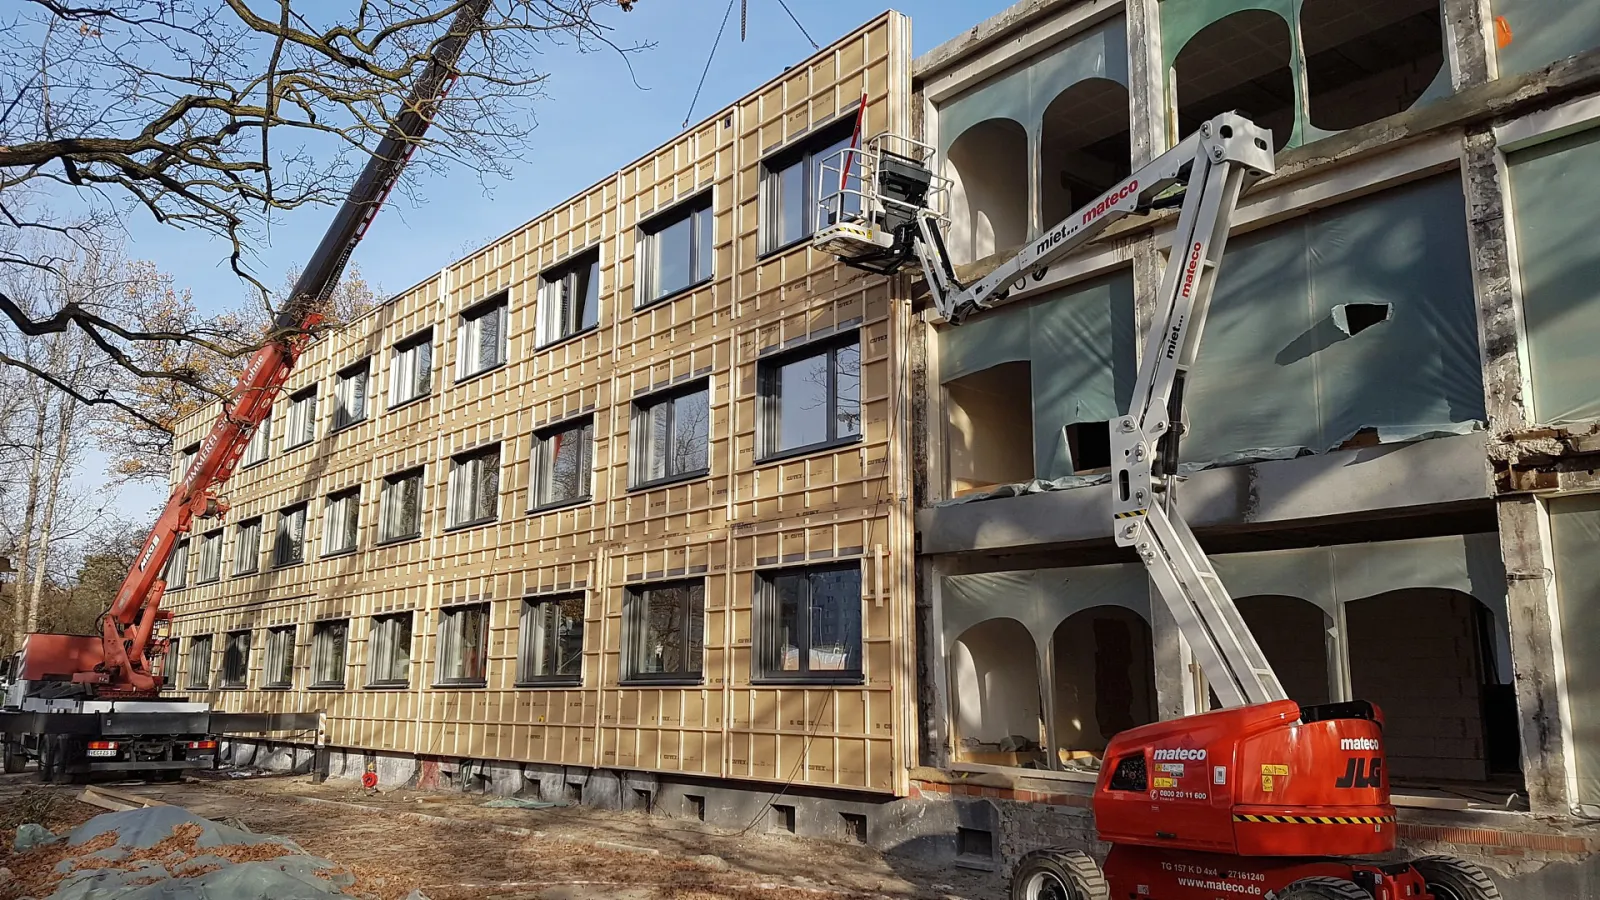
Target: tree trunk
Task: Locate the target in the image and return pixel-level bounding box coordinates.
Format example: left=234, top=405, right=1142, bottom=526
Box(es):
left=9, top=401, right=47, bottom=653
left=27, top=391, right=79, bottom=634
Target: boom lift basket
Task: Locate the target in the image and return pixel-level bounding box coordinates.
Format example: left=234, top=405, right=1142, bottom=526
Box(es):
left=812, top=133, right=950, bottom=274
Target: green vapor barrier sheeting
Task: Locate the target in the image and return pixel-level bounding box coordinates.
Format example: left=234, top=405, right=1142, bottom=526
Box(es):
left=1158, top=0, right=1452, bottom=150
left=1548, top=495, right=1600, bottom=811
left=1492, top=0, right=1600, bottom=78
left=1180, top=173, right=1485, bottom=464
left=939, top=270, right=1137, bottom=479
left=937, top=16, right=1130, bottom=160
left=1507, top=125, right=1600, bottom=425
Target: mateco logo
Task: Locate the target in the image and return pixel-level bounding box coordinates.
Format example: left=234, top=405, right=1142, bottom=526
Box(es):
left=1340, top=738, right=1381, bottom=752
left=1154, top=748, right=1207, bottom=761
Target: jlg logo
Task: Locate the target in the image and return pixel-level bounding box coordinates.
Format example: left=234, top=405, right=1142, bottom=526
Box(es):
left=1334, top=756, right=1384, bottom=789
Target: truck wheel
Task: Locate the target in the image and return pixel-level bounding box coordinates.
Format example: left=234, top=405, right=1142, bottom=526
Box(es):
left=37, top=736, right=58, bottom=783
left=1010, top=849, right=1109, bottom=900
left=1411, top=856, right=1503, bottom=900
left=1277, top=877, right=1371, bottom=899
left=2, top=739, right=25, bottom=774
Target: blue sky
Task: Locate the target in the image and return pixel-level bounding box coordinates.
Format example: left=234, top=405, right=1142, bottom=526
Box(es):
left=95, top=1, right=1019, bottom=519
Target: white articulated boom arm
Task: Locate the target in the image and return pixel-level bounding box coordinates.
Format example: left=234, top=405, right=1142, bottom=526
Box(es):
left=815, top=112, right=1284, bottom=708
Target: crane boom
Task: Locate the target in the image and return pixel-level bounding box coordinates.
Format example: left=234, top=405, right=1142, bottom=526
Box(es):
left=813, top=113, right=1285, bottom=708
left=19, top=0, right=494, bottom=697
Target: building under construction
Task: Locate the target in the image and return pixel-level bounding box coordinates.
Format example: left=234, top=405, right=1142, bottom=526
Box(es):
left=163, top=1, right=1600, bottom=894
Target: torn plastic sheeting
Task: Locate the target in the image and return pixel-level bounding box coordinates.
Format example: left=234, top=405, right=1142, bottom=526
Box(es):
left=940, top=270, right=1136, bottom=480
left=935, top=473, right=1111, bottom=506
left=1182, top=173, right=1484, bottom=465
left=482, top=797, right=567, bottom=809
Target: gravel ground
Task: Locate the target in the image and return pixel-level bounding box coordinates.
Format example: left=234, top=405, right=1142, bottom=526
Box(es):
left=0, top=775, right=994, bottom=900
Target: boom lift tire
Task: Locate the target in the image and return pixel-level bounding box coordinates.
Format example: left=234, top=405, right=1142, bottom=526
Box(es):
left=1410, top=856, right=1503, bottom=900
left=37, top=735, right=58, bottom=783
left=1275, top=876, right=1372, bottom=899
left=1010, top=848, right=1109, bottom=900
left=2, top=738, right=25, bottom=774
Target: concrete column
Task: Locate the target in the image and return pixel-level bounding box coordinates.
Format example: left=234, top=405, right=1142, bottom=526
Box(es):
left=1461, top=130, right=1574, bottom=816
left=1442, top=0, right=1496, bottom=88
left=1123, top=0, right=1169, bottom=168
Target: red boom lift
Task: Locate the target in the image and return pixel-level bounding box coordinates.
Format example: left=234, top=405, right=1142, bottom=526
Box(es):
left=813, top=115, right=1502, bottom=900
left=2, top=0, right=492, bottom=781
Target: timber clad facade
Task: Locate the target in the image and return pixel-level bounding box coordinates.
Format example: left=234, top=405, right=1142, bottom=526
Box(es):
left=163, top=0, right=1600, bottom=893
left=164, top=13, right=917, bottom=796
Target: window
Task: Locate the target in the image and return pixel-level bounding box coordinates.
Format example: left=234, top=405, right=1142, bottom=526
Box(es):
left=390, top=329, right=433, bottom=407
left=284, top=386, right=318, bottom=450
left=185, top=634, right=213, bottom=689
left=242, top=415, right=271, bottom=467
left=264, top=625, right=295, bottom=689
left=758, top=335, right=861, bottom=459
left=220, top=630, right=251, bottom=688
left=379, top=467, right=424, bottom=543
left=638, top=194, right=713, bottom=306
left=176, top=442, right=199, bottom=484
left=538, top=250, right=600, bottom=346
left=630, top=382, right=710, bottom=488
left=447, top=444, right=500, bottom=528
left=624, top=581, right=704, bottom=683
left=762, top=125, right=859, bottom=253
left=273, top=502, right=307, bottom=568
left=531, top=417, right=593, bottom=510
left=436, top=604, right=489, bottom=686
left=163, top=637, right=180, bottom=685
left=195, top=529, right=224, bottom=584
left=311, top=619, right=348, bottom=688
left=457, top=293, right=508, bottom=379
left=367, top=613, right=413, bottom=687
left=755, top=565, right=862, bottom=682
left=233, top=517, right=262, bottom=576
left=323, top=487, right=360, bottom=556
left=164, top=539, right=190, bottom=590
left=517, top=594, right=585, bottom=685
left=333, top=360, right=370, bottom=430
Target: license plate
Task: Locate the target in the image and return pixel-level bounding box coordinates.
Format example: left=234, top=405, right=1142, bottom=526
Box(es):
left=86, top=749, right=116, bottom=758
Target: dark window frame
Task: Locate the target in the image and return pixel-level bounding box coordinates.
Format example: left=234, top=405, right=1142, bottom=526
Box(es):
left=322, top=486, right=361, bottom=558
left=753, top=564, right=864, bottom=685
left=273, top=502, right=308, bottom=568
left=446, top=443, right=501, bottom=530
left=164, top=538, right=191, bottom=591
left=629, top=380, right=712, bottom=491
left=636, top=191, right=715, bottom=309
left=622, top=580, right=706, bottom=685
left=388, top=328, right=435, bottom=409
left=284, top=385, right=318, bottom=451
left=759, top=120, right=859, bottom=256
left=435, top=602, right=491, bottom=687
left=756, top=332, right=863, bottom=462
left=516, top=593, right=586, bottom=687
left=310, top=619, right=349, bottom=690
left=537, top=248, right=601, bottom=348
left=378, top=466, right=425, bottom=545
left=220, top=629, right=252, bottom=689
left=185, top=634, right=213, bottom=690
left=263, top=624, right=295, bottom=689
left=366, top=612, right=414, bottom=689
left=456, top=292, right=509, bottom=382
left=195, top=527, right=225, bottom=585
left=530, top=415, right=595, bottom=512
left=332, top=358, right=372, bottom=431
left=233, top=517, right=262, bottom=576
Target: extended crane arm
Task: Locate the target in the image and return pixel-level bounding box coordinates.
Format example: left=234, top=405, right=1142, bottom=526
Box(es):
left=65, top=0, right=493, bottom=696
left=814, top=112, right=1283, bottom=709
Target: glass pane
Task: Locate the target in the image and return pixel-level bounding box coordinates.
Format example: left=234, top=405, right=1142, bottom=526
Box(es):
left=808, top=568, right=862, bottom=672
left=773, top=573, right=805, bottom=672
left=777, top=352, right=829, bottom=451
left=416, top=340, right=433, bottom=394
left=652, top=214, right=692, bottom=300
left=462, top=608, right=485, bottom=680
left=686, top=583, right=705, bottom=674
left=640, top=587, right=685, bottom=674
left=671, top=390, right=710, bottom=474
left=835, top=343, right=861, bottom=438
left=815, top=136, right=862, bottom=222
left=555, top=597, right=584, bottom=678
left=543, top=424, right=587, bottom=505
left=777, top=162, right=806, bottom=247
left=646, top=401, right=670, bottom=482
left=696, top=205, right=714, bottom=282
left=475, top=451, right=499, bottom=521
left=579, top=260, right=600, bottom=331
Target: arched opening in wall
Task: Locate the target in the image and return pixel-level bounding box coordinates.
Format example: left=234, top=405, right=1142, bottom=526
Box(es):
left=1346, top=589, right=1522, bottom=786
left=1173, top=10, right=1296, bottom=152
left=945, top=118, right=1030, bottom=268
left=946, top=361, right=1035, bottom=497
left=1051, top=606, right=1156, bottom=765
left=1040, top=79, right=1132, bottom=228
left=1302, top=0, right=1444, bottom=132
left=1236, top=595, right=1331, bottom=706
left=949, top=618, right=1046, bottom=767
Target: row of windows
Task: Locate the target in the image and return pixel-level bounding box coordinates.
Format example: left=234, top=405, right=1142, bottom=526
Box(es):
left=164, top=565, right=863, bottom=691
left=169, top=124, right=864, bottom=487
left=164, top=333, right=862, bottom=588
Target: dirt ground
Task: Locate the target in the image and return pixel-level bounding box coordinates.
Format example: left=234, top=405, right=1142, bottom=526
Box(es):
left=0, top=774, right=996, bottom=900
